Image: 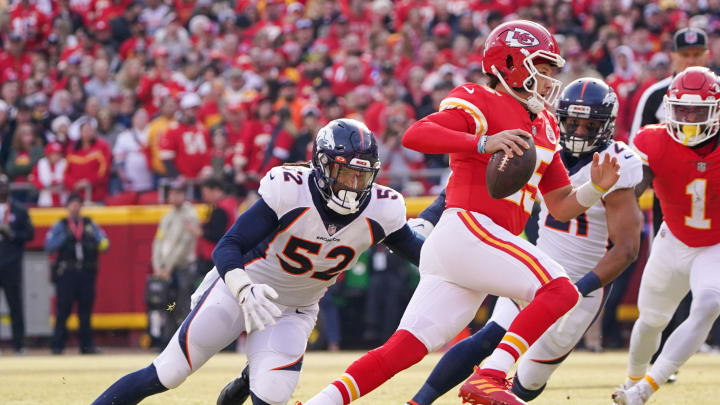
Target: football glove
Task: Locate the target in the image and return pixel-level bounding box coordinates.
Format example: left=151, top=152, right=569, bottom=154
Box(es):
left=225, top=268, right=282, bottom=333
left=407, top=217, right=434, bottom=239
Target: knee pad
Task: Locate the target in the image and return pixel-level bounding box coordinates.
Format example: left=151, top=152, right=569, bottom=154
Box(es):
left=691, top=289, right=720, bottom=321
left=250, top=375, right=296, bottom=405
left=369, top=330, right=428, bottom=379
left=639, top=309, right=673, bottom=330
left=511, top=375, right=546, bottom=401
left=155, top=363, right=188, bottom=389
left=535, top=278, right=580, bottom=318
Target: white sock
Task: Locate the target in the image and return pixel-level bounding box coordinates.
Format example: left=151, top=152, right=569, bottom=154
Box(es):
left=304, top=385, right=344, bottom=405
left=481, top=347, right=516, bottom=375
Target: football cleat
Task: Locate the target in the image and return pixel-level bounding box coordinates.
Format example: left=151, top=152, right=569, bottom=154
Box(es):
left=611, top=382, right=652, bottom=405
left=459, top=368, right=527, bottom=405
left=217, top=364, right=250, bottom=405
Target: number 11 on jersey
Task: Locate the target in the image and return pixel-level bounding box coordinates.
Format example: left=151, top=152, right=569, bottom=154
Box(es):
left=685, top=178, right=711, bottom=230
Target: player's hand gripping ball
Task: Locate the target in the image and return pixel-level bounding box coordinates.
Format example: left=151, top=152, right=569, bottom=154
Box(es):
left=485, top=129, right=536, bottom=199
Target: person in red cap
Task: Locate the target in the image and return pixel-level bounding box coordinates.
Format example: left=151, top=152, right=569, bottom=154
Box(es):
left=30, top=142, right=68, bottom=207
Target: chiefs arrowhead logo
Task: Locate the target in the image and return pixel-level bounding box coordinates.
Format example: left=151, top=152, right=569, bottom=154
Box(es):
left=504, top=28, right=540, bottom=48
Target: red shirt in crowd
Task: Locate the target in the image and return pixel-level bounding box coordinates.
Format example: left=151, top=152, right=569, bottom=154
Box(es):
left=9, top=2, right=50, bottom=50
left=159, top=121, right=211, bottom=178
left=64, top=138, right=112, bottom=202
left=0, top=51, right=32, bottom=82
left=136, top=70, right=187, bottom=116
left=243, top=119, right=294, bottom=179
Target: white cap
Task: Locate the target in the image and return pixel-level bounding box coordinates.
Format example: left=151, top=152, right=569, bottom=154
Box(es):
left=180, top=93, right=202, bottom=109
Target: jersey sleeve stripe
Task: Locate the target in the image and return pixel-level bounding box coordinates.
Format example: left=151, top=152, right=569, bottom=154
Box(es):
left=631, top=145, right=649, bottom=164
left=439, top=97, right=488, bottom=136
left=458, top=211, right=552, bottom=285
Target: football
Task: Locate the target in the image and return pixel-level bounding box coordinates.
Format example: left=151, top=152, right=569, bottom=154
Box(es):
left=486, top=136, right=537, bottom=199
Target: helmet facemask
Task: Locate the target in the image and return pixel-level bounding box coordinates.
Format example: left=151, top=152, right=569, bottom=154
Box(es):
left=493, top=50, right=565, bottom=114
left=664, top=95, right=720, bottom=146
left=314, top=153, right=379, bottom=215
left=558, top=114, right=613, bottom=157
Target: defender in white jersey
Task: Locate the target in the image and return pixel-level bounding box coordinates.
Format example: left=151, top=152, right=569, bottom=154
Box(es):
left=406, top=78, right=644, bottom=405
left=92, top=119, right=424, bottom=405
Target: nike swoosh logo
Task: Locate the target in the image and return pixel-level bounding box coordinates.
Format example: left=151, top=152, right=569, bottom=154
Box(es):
left=462, top=85, right=475, bottom=94
left=269, top=173, right=275, bottom=180
left=623, top=154, right=634, bottom=159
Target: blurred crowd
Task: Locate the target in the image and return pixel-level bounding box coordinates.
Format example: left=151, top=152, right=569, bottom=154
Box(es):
left=0, top=0, right=719, bottom=207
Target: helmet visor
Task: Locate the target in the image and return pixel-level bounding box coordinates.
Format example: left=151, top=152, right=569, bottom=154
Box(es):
left=329, top=162, right=376, bottom=193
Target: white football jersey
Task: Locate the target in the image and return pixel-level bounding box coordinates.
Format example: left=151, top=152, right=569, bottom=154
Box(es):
left=537, top=141, right=643, bottom=279
left=245, top=165, right=407, bottom=307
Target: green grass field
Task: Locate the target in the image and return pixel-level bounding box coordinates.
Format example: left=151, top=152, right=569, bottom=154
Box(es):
left=2, top=350, right=719, bottom=404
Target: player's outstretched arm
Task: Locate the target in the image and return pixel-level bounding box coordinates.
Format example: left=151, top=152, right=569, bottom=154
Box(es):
left=544, top=152, right=620, bottom=221
left=407, top=189, right=446, bottom=238
left=634, top=165, right=654, bottom=198
left=211, top=198, right=279, bottom=279
left=382, top=224, right=424, bottom=267
left=402, top=109, right=478, bottom=154
left=575, top=188, right=643, bottom=297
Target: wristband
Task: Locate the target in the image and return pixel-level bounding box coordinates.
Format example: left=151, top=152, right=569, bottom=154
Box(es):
left=576, top=181, right=605, bottom=207
left=592, top=182, right=608, bottom=193
left=477, top=135, right=488, bottom=154
left=575, top=271, right=602, bottom=297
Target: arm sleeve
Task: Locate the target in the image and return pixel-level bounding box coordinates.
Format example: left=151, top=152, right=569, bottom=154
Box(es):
left=401, top=108, right=479, bottom=154
left=44, top=222, right=67, bottom=252
left=90, top=221, right=110, bottom=251
left=538, top=152, right=572, bottom=195
left=418, top=189, right=446, bottom=226
left=212, top=198, right=280, bottom=278
left=382, top=223, right=423, bottom=267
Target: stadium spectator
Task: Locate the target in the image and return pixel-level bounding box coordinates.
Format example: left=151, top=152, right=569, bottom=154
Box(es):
left=159, top=92, right=211, bottom=180
left=0, top=175, right=34, bottom=354
left=149, top=180, right=199, bottom=346
left=5, top=123, right=43, bottom=198
left=45, top=192, right=109, bottom=355
left=113, top=109, right=153, bottom=194
left=194, top=178, right=236, bottom=278
left=84, top=58, right=121, bottom=107
left=64, top=118, right=112, bottom=203
left=30, top=142, right=67, bottom=207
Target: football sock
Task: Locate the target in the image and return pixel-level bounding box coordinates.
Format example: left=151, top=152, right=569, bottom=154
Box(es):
left=511, top=375, right=546, bottom=402
left=626, top=317, right=666, bottom=381
left=648, top=289, right=720, bottom=387
left=482, top=277, right=579, bottom=375
left=305, top=330, right=428, bottom=404
left=411, top=322, right=506, bottom=405
left=91, top=364, right=168, bottom=405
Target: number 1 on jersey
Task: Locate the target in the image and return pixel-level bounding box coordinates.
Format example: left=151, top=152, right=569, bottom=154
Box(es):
left=685, top=178, right=711, bottom=230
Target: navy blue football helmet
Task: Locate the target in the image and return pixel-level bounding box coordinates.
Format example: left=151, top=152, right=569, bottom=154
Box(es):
left=312, top=119, right=380, bottom=215
left=556, top=78, right=619, bottom=157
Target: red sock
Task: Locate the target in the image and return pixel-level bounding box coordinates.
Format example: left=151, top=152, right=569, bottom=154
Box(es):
left=331, top=330, right=428, bottom=403
left=495, top=277, right=579, bottom=364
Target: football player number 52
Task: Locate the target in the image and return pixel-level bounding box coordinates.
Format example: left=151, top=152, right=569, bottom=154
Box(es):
left=685, top=178, right=711, bottom=230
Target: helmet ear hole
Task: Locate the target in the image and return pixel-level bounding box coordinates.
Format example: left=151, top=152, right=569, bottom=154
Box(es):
left=505, top=55, right=514, bottom=70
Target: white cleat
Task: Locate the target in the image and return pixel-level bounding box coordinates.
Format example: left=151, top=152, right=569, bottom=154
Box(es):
left=611, top=383, right=651, bottom=405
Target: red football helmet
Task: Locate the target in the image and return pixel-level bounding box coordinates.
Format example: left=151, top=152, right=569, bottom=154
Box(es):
left=482, top=20, right=565, bottom=113
left=664, top=66, right=720, bottom=146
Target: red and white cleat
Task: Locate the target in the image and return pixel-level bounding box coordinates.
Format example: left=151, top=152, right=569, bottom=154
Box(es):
left=458, top=368, right=527, bottom=405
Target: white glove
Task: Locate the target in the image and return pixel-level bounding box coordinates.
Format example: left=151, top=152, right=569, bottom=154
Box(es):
left=225, top=268, right=282, bottom=333
left=407, top=217, right=435, bottom=239
left=190, top=267, right=221, bottom=310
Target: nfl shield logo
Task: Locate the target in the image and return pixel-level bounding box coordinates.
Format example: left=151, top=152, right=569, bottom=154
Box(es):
left=327, top=224, right=337, bottom=235
left=685, top=30, right=698, bottom=44
left=697, top=162, right=707, bottom=172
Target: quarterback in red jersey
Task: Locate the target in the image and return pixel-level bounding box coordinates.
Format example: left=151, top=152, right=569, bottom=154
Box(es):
left=303, top=20, right=620, bottom=405
left=613, top=67, right=720, bottom=405
left=159, top=93, right=212, bottom=179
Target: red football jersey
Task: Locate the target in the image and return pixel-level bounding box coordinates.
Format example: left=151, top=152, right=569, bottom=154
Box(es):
left=440, top=83, right=571, bottom=235
left=633, top=124, right=720, bottom=247
left=159, top=121, right=211, bottom=178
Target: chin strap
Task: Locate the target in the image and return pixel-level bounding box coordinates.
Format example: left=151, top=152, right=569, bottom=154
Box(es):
left=492, top=66, right=545, bottom=114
